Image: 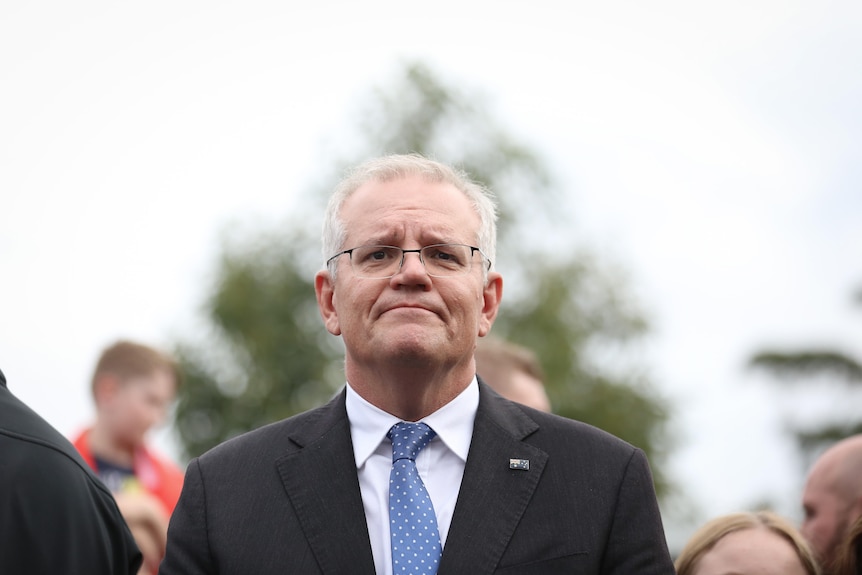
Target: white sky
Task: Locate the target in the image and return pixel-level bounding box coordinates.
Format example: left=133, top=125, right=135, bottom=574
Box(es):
left=2, top=0, right=861, bottom=548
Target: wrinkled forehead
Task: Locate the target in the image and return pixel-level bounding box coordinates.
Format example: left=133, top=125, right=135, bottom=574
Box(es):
left=340, top=177, right=481, bottom=243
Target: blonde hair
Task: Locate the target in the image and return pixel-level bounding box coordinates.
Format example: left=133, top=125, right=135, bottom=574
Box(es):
left=675, top=511, right=821, bottom=575
left=832, top=514, right=862, bottom=575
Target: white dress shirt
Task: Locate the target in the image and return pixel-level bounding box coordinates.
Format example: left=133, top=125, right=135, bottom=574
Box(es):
left=345, top=378, right=479, bottom=575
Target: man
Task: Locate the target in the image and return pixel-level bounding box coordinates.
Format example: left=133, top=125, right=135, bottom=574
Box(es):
left=801, top=434, right=862, bottom=573
left=161, top=154, right=674, bottom=574
left=73, top=340, right=184, bottom=575
left=475, top=337, right=552, bottom=412
left=0, top=367, right=142, bottom=573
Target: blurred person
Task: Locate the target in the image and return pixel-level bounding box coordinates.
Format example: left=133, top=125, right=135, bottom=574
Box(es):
left=73, top=340, right=184, bottom=575
left=1, top=367, right=143, bottom=573
left=832, top=515, right=862, bottom=575
left=474, top=336, right=551, bottom=412
left=802, top=435, right=862, bottom=572
left=161, top=154, right=674, bottom=574
left=675, top=510, right=821, bottom=575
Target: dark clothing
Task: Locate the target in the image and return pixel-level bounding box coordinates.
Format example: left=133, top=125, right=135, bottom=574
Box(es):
left=161, top=379, right=674, bottom=574
left=0, top=368, right=142, bottom=574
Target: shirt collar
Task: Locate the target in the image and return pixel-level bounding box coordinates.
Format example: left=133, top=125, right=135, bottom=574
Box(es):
left=345, top=377, right=479, bottom=469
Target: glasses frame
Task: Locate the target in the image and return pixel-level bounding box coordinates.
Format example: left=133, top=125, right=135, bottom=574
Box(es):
left=327, top=243, right=491, bottom=279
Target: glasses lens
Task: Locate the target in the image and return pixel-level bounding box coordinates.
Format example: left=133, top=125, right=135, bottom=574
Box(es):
left=349, top=246, right=403, bottom=278
left=347, top=244, right=478, bottom=278
left=421, top=244, right=473, bottom=276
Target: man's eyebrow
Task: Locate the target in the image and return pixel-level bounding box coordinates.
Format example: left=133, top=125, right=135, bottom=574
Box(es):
left=355, top=232, right=463, bottom=246
left=356, top=235, right=397, bottom=246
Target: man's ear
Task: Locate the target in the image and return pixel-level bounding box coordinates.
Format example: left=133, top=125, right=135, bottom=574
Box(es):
left=315, top=270, right=342, bottom=336
left=478, top=272, right=503, bottom=337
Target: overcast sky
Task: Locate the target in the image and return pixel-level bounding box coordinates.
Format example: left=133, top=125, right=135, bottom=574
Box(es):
left=3, top=1, right=861, bottom=547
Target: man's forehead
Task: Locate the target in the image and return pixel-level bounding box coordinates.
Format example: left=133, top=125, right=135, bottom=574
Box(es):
left=340, top=179, right=479, bottom=239
left=344, top=176, right=464, bottom=205
left=352, top=222, right=466, bottom=242
left=806, top=461, right=845, bottom=499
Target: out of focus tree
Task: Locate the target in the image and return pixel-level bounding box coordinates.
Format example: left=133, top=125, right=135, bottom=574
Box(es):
left=749, top=286, right=862, bottom=465
left=172, top=61, right=673, bottom=496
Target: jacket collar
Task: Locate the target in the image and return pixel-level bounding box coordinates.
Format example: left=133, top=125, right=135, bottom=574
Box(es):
left=274, top=380, right=547, bottom=575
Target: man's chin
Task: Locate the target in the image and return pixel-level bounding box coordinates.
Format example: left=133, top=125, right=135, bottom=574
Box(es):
left=380, top=334, right=443, bottom=365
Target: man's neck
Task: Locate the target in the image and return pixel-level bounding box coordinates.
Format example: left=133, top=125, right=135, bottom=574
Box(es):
left=87, top=424, right=136, bottom=467
left=345, top=360, right=475, bottom=421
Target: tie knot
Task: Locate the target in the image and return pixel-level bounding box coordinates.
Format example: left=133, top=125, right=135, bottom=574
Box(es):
left=388, top=422, right=436, bottom=462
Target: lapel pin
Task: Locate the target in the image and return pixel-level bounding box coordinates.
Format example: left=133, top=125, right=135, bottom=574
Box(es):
left=509, top=458, right=530, bottom=470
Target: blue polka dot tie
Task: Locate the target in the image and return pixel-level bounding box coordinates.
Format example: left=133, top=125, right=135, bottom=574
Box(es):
left=388, top=422, right=442, bottom=575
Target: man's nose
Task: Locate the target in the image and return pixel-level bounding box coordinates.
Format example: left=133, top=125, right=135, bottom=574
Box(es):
left=399, top=250, right=427, bottom=275
left=395, top=251, right=428, bottom=283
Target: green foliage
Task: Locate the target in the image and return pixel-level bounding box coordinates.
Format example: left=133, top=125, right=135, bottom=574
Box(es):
left=491, top=255, right=671, bottom=494
left=748, top=288, right=862, bottom=463
left=173, top=231, right=343, bottom=459
left=172, top=61, right=673, bottom=498
left=750, top=350, right=862, bottom=382
left=795, top=423, right=862, bottom=455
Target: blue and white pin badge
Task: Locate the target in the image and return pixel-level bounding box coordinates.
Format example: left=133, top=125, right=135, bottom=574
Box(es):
left=509, top=458, right=530, bottom=470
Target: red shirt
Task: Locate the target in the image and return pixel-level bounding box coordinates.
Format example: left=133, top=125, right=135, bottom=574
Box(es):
left=72, top=428, right=184, bottom=515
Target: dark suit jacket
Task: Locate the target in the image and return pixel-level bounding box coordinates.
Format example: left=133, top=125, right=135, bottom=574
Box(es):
left=161, top=381, right=673, bottom=574
left=0, top=368, right=142, bottom=575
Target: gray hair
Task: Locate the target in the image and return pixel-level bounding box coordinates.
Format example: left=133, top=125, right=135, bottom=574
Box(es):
left=322, top=154, right=498, bottom=281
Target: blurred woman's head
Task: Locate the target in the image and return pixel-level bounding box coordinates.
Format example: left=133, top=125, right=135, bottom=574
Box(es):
left=675, top=511, right=820, bottom=575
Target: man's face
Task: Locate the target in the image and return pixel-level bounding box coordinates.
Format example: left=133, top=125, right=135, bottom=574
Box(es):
left=316, top=176, right=502, bottom=372
left=801, top=466, right=852, bottom=567
left=100, top=368, right=176, bottom=448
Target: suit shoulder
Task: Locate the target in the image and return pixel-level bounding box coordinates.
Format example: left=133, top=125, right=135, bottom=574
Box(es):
left=526, top=408, right=640, bottom=459
left=479, top=381, right=639, bottom=460
left=195, top=394, right=344, bottom=464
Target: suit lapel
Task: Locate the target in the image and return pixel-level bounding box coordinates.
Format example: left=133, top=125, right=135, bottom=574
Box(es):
left=275, top=392, right=376, bottom=575
left=439, top=383, right=549, bottom=575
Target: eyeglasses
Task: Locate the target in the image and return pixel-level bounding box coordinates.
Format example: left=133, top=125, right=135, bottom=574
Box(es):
left=327, top=243, right=490, bottom=279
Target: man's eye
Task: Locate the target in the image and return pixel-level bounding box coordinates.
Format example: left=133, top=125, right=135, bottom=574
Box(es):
left=427, top=247, right=463, bottom=265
